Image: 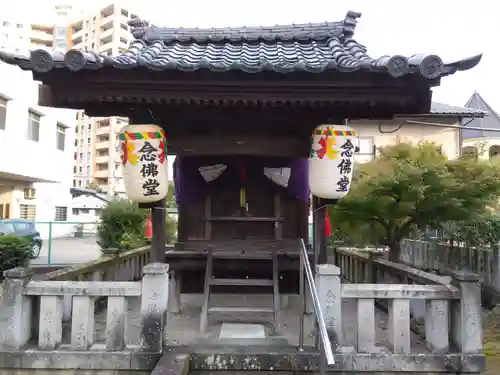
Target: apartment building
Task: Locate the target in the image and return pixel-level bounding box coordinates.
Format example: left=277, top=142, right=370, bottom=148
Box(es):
left=69, top=4, right=140, bottom=196
left=0, top=61, right=76, bottom=238
left=0, top=19, right=29, bottom=52
left=0, top=4, right=73, bottom=53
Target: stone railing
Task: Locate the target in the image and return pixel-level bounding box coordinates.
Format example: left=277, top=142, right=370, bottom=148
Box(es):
left=317, top=263, right=482, bottom=357
left=31, top=246, right=150, bottom=325
left=36, top=246, right=150, bottom=282
left=332, top=247, right=483, bottom=358
left=0, top=262, right=168, bottom=371
left=400, top=239, right=500, bottom=304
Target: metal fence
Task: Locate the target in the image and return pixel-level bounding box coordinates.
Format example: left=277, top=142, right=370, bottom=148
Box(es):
left=30, top=221, right=100, bottom=266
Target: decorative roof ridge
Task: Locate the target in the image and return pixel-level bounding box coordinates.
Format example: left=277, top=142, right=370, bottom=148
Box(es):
left=126, top=11, right=362, bottom=43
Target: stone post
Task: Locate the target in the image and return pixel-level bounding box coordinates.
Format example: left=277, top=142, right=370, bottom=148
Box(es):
left=491, top=244, right=500, bottom=293
left=315, top=264, right=342, bottom=348
left=0, top=267, right=33, bottom=349
left=140, top=263, right=169, bottom=352
left=367, top=251, right=382, bottom=283
left=450, top=270, right=482, bottom=353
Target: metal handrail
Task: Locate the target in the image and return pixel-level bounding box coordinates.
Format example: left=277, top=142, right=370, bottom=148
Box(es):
left=299, top=238, right=335, bottom=369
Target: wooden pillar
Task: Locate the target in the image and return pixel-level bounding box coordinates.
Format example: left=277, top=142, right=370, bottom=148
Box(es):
left=313, top=196, right=326, bottom=266
left=313, top=197, right=337, bottom=266
left=151, top=199, right=166, bottom=263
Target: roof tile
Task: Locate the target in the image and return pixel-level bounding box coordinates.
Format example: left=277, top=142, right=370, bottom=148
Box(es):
left=0, top=11, right=482, bottom=77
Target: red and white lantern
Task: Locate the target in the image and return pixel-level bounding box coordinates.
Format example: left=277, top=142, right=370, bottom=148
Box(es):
left=118, top=124, right=168, bottom=203
left=309, top=124, right=357, bottom=199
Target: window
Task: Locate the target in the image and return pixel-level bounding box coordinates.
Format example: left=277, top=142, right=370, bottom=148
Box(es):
left=78, top=180, right=82, bottom=187
left=80, top=125, right=84, bottom=133
left=120, top=37, right=127, bottom=44
left=72, top=179, right=76, bottom=187
left=55, top=26, right=66, bottom=37
left=19, top=204, right=36, bottom=220
left=91, top=42, right=95, bottom=49
left=121, top=9, right=128, bottom=17
left=87, top=137, right=91, bottom=144
left=79, top=152, right=83, bottom=159
left=87, top=152, right=91, bottom=162
left=74, top=152, right=77, bottom=160
left=357, top=137, right=375, bottom=155
left=79, top=166, right=82, bottom=173
left=356, top=136, right=376, bottom=163
left=54, top=206, right=67, bottom=221
left=3, top=21, right=9, bottom=27
left=88, top=123, right=91, bottom=130
left=86, top=166, right=90, bottom=175
left=0, top=97, right=7, bottom=130
left=0, top=203, right=10, bottom=219
left=0, top=222, right=14, bottom=234
left=74, top=139, right=77, bottom=146
left=16, top=24, right=22, bottom=29
left=55, top=40, right=66, bottom=49
left=56, top=123, right=65, bottom=151
left=28, top=110, right=40, bottom=141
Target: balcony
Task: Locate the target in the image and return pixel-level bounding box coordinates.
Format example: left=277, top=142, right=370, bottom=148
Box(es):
left=71, top=29, right=83, bottom=42
left=100, top=28, right=113, bottom=40
left=96, top=140, right=110, bottom=150
left=100, top=40, right=113, bottom=52
left=30, top=30, right=53, bottom=43
left=95, top=155, right=109, bottom=164
left=95, top=169, right=108, bottom=178
left=96, top=126, right=110, bottom=135
left=101, top=15, right=114, bottom=30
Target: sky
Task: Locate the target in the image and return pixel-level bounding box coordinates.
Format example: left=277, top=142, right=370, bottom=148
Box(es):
left=7, top=0, right=498, bottom=110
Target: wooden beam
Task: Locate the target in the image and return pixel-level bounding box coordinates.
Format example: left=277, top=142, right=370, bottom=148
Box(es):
left=151, top=200, right=166, bottom=263
left=168, top=135, right=310, bottom=157
left=37, top=84, right=54, bottom=107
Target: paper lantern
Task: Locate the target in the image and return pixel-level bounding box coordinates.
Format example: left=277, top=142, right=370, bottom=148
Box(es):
left=118, top=124, right=168, bottom=203
left=309, top=124, right=357, bottom=199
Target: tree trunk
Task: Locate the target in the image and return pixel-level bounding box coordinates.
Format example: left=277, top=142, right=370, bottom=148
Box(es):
left=387, top=240, right=401, bottom=262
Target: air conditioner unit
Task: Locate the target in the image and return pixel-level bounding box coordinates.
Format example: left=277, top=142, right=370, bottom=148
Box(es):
left=23, top=188, right=36, bottom=200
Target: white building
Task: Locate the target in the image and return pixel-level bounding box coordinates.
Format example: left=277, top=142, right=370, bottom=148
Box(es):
left=0, top=19, right=30, bottom=52
left=0, top=62, right=76, bottom=239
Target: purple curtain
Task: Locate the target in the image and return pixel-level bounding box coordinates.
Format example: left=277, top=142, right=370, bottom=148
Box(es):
left=173, top=156, right=309, bottom=207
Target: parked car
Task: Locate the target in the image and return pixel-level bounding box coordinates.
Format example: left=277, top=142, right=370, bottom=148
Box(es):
left=0, top=219, right=43, bottom=258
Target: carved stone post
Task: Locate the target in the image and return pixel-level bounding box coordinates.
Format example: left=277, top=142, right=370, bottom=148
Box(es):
left=0, top=267, right=33, bottom=349
left=140, top=263, right=169, bottom=352
left=315, top=264, right=342, bottom=347
left=450, top=270, right=482, bottom=354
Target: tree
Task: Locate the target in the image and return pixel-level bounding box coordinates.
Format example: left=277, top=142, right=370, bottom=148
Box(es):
left=165, top=182, right=176, bottom=209
left=86, top=182, right=104, bottom=193
left=331, top=142, right=500, bottom=261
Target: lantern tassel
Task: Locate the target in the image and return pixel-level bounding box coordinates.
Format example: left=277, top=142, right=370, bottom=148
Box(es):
left=324, top=209, right=331, bottom=237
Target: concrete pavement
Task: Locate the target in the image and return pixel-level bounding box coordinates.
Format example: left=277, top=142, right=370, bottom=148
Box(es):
left=30, top=235, right=101, bottom=266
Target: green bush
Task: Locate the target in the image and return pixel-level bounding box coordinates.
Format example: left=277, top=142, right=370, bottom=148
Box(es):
left=0, top=234, right=32, bottom=274
left=97, top=199, right=149, bottom=251
left=165, top=215, right=177, bottom=244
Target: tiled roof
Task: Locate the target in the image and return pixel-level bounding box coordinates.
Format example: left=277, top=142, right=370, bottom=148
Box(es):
left=429, top=102, right=487, bottom=117
left=0, top=11, right=482, bottom=77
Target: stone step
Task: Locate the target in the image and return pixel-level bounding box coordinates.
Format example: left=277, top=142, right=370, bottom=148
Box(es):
left=208, top=306, right=274, bottom=314
left=210, top=278, right=273, bottom=287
